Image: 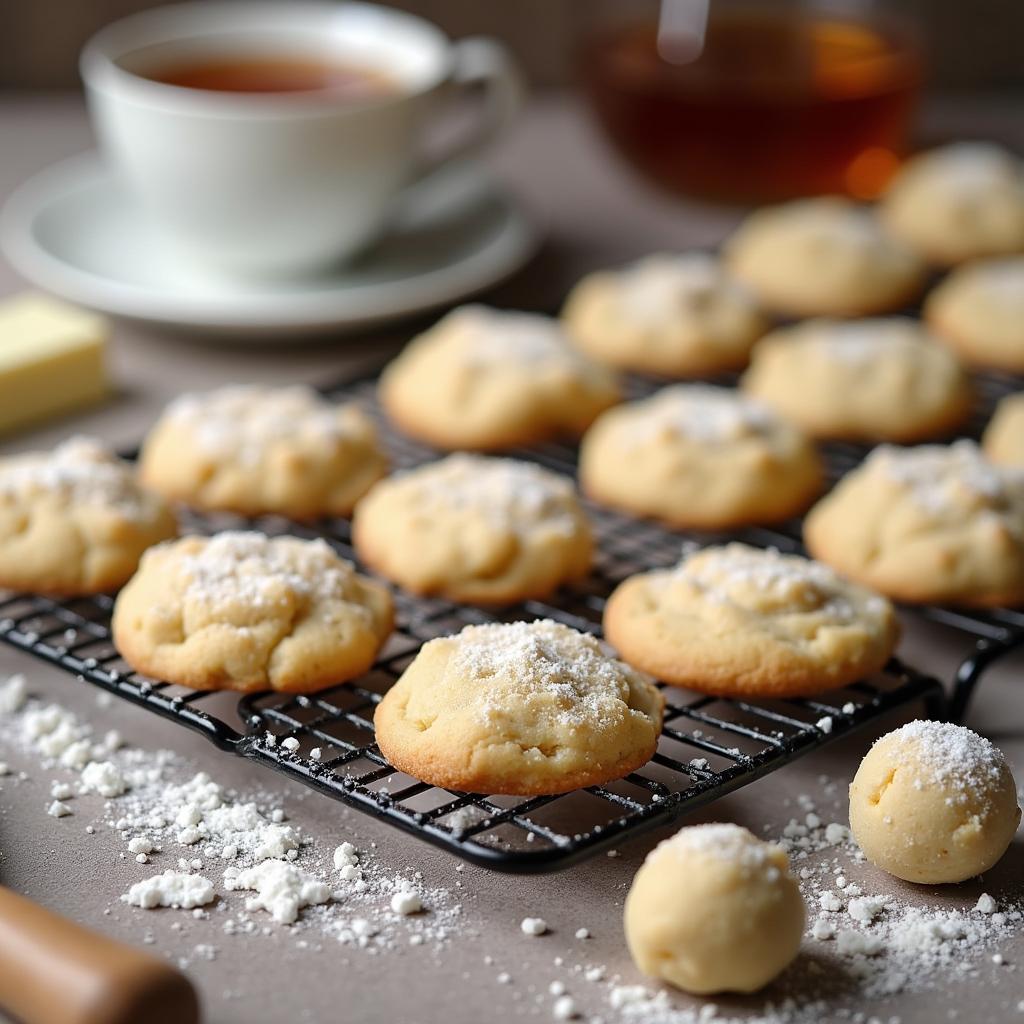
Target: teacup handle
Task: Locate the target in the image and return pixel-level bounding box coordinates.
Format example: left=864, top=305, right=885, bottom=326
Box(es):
left=412, top=36, right=525, bottom=182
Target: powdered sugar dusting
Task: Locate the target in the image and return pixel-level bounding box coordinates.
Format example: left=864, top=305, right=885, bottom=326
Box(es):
left=377, top=454, right=581, bottom=537
left=175, top=532, right=358, bottom=611
left=0, top=436, right=157, bottom=514
left=622, top=385, right=780, bottom=445
left=876, top=720, right=1011, bottom=800
left=441, top=305, right=588, bottom=369
left=651, top=823, right=780, bottom=874
left=442, top=620, right=656, bottom=731
left=616, top=253, right=747, bottom=324
left=160, top=385, right=362, bottom=466
left=871, top=440, right=1022, bottom=513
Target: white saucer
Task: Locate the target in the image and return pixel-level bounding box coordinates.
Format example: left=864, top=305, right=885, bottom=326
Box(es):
left=1, top=153, right=538, bottom=339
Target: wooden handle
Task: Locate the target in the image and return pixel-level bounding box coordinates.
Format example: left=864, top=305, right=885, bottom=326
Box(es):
left=0, top=886, right=199, bottom=1024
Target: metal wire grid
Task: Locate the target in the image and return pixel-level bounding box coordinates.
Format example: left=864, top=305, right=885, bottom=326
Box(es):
left=10, top=370, right=1007, bottom=872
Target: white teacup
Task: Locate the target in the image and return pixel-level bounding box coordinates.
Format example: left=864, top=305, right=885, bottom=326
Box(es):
left=81, top=1, right=522, bottom=278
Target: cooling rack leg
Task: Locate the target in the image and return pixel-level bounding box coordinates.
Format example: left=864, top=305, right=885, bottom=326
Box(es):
left=948, top=638, right=1011, bottom=724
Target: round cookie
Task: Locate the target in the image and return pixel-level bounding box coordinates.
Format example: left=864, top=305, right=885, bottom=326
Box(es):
left=804, top=441, right=1024, bottom=607
left=880, top=142, right=1024, bottom=266
left=724, top=197, right=925, bottom=318
left=378, top=305, right=621, bottom=451
left=605, top=543, right=899, bottom=698
left=373, top=619, right=664, bottom=796
left=0, top=436, right=177, bottom=596
left=352, top=454, right=591, bottom=605
left=578, top=385, right=823, bottom=529
left=112, top=531, right=393, bottom=693
left=983, top=392, right=1024, bottom=466
left=741, top=318, right=973, bottom=443
left=849, top=720, right=1020, bottom=884
left=562, top=252, right=767, bottom=377
left=138, top=384, right=387, bottom=520
left=624, top=823, right=805, bottom=995
left=925, top=257, right=1024, bottom=373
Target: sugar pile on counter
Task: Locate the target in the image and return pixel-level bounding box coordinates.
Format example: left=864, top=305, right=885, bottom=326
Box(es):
left=0, top=672, right=464, bottom=956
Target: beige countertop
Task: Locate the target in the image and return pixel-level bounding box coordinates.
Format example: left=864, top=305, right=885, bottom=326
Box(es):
left=0, top=92, right=1023, bottom=1024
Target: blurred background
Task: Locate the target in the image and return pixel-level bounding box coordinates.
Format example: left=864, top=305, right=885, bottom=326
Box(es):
left=2, top=0, right=1023, bottom=93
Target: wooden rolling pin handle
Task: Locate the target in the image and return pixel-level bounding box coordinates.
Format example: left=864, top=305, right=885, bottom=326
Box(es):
left=0, top=886, right=199, bottom=1024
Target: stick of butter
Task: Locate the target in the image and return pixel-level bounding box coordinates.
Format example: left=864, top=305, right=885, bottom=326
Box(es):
left=0, top=292, right=108, bottom=435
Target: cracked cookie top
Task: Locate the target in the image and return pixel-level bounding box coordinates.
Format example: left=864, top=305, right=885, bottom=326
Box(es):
left=373, top=619, right=664, bottom=795
left=111, top=531, right=393, bottom=693
left=139, top=384, right=387, bottom=519
left=804, top=441, right=1024, bottom=606
left=0, top=436, right=177, bottom=595
left=603, top=543, right=898, bottom=699
left=352, top=454, right=592, bottom=605
left=378, top=305, right=621, bottom=451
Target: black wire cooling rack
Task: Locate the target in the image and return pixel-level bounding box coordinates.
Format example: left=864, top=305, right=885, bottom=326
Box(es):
left=1, top=368, right=1021, bottom=872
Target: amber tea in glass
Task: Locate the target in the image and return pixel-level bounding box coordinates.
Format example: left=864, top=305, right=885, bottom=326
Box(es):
left=580, top=5, right=923, bottom=202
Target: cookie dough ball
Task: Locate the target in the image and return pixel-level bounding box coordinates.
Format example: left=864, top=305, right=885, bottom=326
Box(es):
left=925, top=257, right=1024, bottom=373
left=562, top=252, right=767, bottom=377
left=579, top=385, right=822, bottom=529
left=373, top=619, right=664, bottom=795
left=379, top=305, right=620, bottom=451
left=849, top=720, right=1021, bottom=884
left=352, top=454, right=591, bottom=605
left=605, top=543, right=898, bottom=698
left=724, top=197, right=925, bottom=318
left=880, top=143, right=1024, bottom=266
left=804, top=441, right=1024, bottom=606
left=741, top=318, right=973, bottom=443
left=112, top=532, right=393, bottom=693
left=0, top=436, right=176, bottom=596
left=984, top=393, right=1024, bottom=466
left=139, top=385, right=386, bottom=520
left=624, top=824, right=805, bottom=995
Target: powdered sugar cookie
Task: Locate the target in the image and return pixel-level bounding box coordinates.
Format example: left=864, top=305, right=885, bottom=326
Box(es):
left=379, top=305, right=621, bottom=451
left=139, top=385, right=387, bottom=520
left=983, top=392, right=1024, bottom=466
left=880, top=143, right=1024, bottom=266
left=112, top=532, right=393, bottom=692
left=849, top=721, right=1020, bottom=883
left=925, top=257, right=1024, bottom=373
left=352, top=454, right=591, bottom=604
left=562, top=253, right=767, bottom=377
left=804, top=441, right=1024, bottom=606
left=741, top=318, right=972, bottom=442
left=579, top=385, right=822, bottom=529
left=605, top=543, right=898, bottom=697
left=625, top=824, right=805, bottom=994
left=373, top=619, right=664, bottom=795
left=0, top=436, right=176, bottom=595
left=724, top=198, right=925, bottom=317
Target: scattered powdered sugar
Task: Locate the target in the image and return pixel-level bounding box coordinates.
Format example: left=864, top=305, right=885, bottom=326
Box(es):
left=125, top=871, right=216, bottom=910
left=872, top=719, right=1011, bottom=799
left=160, top=385, right=363, bottom=466
left=175, top=532, right=358, bottom=611
left=444, top=620, right=656, bottom=731
left=786, top=201, right=888, bottom=252
left=0, top=437, right=155, bottom=513
left=0, top=673, right=464, bottom=954
left=224, top=859, right=332, bottom=924
left=377, top=454, right=581, bottom=537
left=871, top=439, right=1021, bottom=513
left=620, top=385, right=780, bottom=446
